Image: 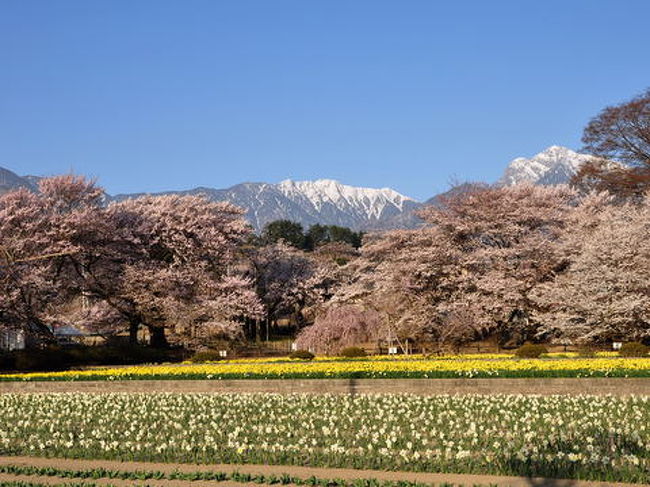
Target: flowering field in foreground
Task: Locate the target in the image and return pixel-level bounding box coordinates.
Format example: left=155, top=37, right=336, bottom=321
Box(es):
left=1, top=354, right=648, bottom=381
left=0, top=393, right=648, bottom=483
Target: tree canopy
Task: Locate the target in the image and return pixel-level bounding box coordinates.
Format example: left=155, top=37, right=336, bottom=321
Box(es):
left=573, top=88, right=650, bottom=197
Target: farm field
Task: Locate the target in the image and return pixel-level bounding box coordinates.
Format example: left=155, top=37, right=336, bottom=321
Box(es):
left=3, top=353, right=650, bottom=381
left=0, top=393, right=648, bottom=484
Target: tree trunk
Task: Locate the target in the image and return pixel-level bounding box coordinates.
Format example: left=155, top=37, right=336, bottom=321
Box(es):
left=128, top=319, right=139, bottom=345
left=29, top=317, right=56, bottom=345
left=149, top=326, right=168, bottom=348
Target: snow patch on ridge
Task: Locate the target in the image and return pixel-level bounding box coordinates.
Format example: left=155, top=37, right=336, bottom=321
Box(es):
left=498, top=146, right=594, bottom=186
left=277, top=178, right=416, bottom=220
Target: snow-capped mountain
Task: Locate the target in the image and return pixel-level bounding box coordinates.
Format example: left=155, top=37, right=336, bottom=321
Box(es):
left=498, top=146, right=593, bottom=186
left=113, top=179, right=421, bottom=232
left=0, top=145, right=595, bottom=232
left=277, top=178, right=415, bottom=221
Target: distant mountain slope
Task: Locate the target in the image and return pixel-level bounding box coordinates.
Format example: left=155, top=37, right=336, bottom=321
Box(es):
left=113, top=179, right=421, bottom=232
left=0, top=166, right=35, bottom=195
left=498, top=146, right=593, bottom=186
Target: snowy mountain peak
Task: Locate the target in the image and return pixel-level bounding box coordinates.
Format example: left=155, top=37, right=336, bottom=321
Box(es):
left=498, top=146, right=594, bottom=186
left=277, top=178, right=416, bottom=218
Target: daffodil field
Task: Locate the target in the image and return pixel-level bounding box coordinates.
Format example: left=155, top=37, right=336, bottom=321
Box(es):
left=2, top=353, right=650, bottom=381
left=0, top=392, right=648, bottom=483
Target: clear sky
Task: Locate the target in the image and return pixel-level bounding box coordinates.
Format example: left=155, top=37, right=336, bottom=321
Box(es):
left=1, top=0, right=649, bottom=200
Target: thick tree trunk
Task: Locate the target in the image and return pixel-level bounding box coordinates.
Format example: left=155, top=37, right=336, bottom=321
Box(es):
left=149, top=326, right=168, bottom=348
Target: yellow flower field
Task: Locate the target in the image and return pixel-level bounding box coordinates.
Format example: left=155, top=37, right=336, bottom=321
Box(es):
left=1, top=352, right=648, bottom=381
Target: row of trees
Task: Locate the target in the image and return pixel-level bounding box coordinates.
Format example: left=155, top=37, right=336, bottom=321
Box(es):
left=1, top=87, right=648, bottom=354
left=298, top=185, right=650, bottom=353
left=296, top=87, right=650, bottom=353
left=0, top=178, right=356, bottom=349
left=4, top=176, right=647, bottom=353
left=259, top=220, right=363, bottom=252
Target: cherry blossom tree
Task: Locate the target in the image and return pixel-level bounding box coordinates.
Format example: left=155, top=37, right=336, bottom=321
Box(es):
left=70, top=194, right=263, bottom=347
left=532, top=194, right=650, bottom=343
left=331, top=229, right=452, bottom=350
left=247, top=241, right=344, bottom=339
left=417, top=183, right=578, bottom=347
left=327, top=184, right=578, bottom=351
left=0, top=176, right=263, bottom=348
left=0, top=176, right=104, bottom=339
left=295, top=305, right=380, bottom=354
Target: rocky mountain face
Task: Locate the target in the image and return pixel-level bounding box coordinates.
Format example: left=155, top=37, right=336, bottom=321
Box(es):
left=498, top=146, right=593, bottom=187
left=0, top=166, right=35, bottom=196
left=113, top=179, right=421, bottom=232
left=0, top=145, right=594, bottom=232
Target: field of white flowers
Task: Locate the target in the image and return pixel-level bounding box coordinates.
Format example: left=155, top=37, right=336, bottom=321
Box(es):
left=0, top=393, right=647, bottom=483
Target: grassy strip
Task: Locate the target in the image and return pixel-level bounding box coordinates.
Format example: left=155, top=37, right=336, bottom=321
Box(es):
left=0, top=465, right=496, bottom=487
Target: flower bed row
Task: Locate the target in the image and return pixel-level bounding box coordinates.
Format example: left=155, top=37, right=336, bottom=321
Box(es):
left=0, top=393, right=648, bottom=483
left=1, top=355, right=649, bottom=381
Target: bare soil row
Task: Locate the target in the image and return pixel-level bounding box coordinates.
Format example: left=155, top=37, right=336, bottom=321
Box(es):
left=0, top=456, right=645, bottom=487
left=1, top=378, right=650, bottom=396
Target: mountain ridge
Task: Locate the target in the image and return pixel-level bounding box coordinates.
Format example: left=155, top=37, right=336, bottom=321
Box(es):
left=0, top=145, right=594, bottom=231
left=112, top=179, right=420, bottom=231
left=0, top=166, right=37, bottom=195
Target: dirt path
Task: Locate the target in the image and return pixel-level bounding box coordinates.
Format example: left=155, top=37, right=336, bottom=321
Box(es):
left=1, top=378, right=649, bottom=396
left=0, top=456, right=645, bottom=487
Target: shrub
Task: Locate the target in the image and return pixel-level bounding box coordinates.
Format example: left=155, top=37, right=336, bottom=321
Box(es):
left=0, top=352, right=15, bottom=370
left=13, top=347, right=73, bottom=372
left=67, top=345, right=175, bottom=365
left=189, top=350, right=225, bottom=363
left=339, top=346, right=367, bottom=358
left=289, top=349, right=315, bottom=360
left=619, top=342, right=649, bottom=358
left=514, top=343, right=548, bottom=358
left=0, top=344, right=179, bottom=372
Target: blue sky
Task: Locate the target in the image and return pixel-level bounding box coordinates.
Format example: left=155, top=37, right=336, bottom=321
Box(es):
left=1, top=1, right=649, bottom=200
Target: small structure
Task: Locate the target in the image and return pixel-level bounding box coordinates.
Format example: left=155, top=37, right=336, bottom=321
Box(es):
left=52, top=325, right=87, bottom=346
left=0, top=328, right=26, bottom=351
